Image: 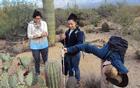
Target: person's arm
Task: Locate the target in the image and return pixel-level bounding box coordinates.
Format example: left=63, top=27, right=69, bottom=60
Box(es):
left=77, top=31, right=84, bottom=44
left=41, top=21, right=48, bottom=37
left=27, top=24, right=42, bottom=39
left=65, top=44, right=108, bottom=58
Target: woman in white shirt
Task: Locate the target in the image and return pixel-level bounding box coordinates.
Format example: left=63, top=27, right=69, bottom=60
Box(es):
left=27, top=10, right=48, bottom=75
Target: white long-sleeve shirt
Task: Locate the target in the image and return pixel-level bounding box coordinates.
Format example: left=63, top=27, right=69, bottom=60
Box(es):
left=27, top=20, right=48, bottom=49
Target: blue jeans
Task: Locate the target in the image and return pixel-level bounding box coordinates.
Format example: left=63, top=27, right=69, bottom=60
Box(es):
left=64, top=53, right=81, bottom=81
left=31, top=47, right=48, bottom=74
left=67, top=44, right=128, bottom=74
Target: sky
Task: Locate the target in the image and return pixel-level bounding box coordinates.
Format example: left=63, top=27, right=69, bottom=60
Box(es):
left=0, top=0, right=140, bottom=8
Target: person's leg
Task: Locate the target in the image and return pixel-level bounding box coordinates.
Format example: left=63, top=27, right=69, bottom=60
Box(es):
left=32, top=49, right=41, bottom=74
left=72, top=53, right=80, bottom=82
left=64, top=55, right=71, bottom=76
left=40, top=47, right=48, bottom=64
left=67, top=44, right=109, bottom=59
left=69, top=55, right=74, bottom=77
left=110, top=52, right=128, bottom=74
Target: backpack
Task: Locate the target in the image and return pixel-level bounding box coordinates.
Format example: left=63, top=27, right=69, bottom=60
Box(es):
left=108, top=36, right=128, bottom=58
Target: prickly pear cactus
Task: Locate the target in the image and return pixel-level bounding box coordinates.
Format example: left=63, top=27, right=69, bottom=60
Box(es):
left=25, top=71, right=34, bottom=86
left=16, top=84, right=28, bottom=88
left=19, top=56, right=33, bottom=68
left=0, top=53, right=47, bottom=88
left=0, top=53, right=11, bottom=62
left=45, top=60, right=62, bottom=88
left=3, top=61, right=11, bottom=71
left=9, top=74, right=18, bottom=88
left=8, top=58, right=20, bottom=75
left=0, top=72, right=10, bottom=88
left=17, top=68, right=25, bottom=85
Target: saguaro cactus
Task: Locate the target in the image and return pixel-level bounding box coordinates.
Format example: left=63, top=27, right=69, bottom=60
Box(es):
left=45, top=60, right=62, bottom=88
left=42, top=0, right=56, bottom=46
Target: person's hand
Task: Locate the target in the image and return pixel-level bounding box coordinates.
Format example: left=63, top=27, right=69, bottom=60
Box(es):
left=33, top=34, right=42, bottom=39
left=61, top=47, right=67, bottom=58
left=63, top=48, right=67, bottom=53
left=41, top=32, right=48, bottom=37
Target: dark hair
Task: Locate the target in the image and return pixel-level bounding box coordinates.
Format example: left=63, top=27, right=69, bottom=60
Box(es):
left=32, top=9, right=42, bottom=18
left=67, top=13, right=79, bottom=25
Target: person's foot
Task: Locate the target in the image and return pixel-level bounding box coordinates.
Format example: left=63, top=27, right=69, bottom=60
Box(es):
left=35, top=72, right=40, bottom=76
left=32, top=73, right=40, bottom=85
left=76, top=81, right=80, bottom=88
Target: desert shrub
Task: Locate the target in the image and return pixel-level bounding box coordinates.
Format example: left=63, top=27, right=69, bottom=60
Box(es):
left=101, top=22, right=110, bottom=32
left=96, top=4, right=117, bottom=18
left=125, top=22, right=140, bottom=41
left=82, top=25, right=95, bottom=33
left=55, top=8, right=101, bottom=28
left=75, top=9, right=101, bottom=27
left=0, top=1, right=36, bottom=39
left=110, top=6, right=136, bottom=27
left=55, top=8, right=68, bottom=28
left=96, top=4, right=139, bottom=27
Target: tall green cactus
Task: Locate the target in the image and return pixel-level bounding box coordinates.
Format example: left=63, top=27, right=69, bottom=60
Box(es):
left=45, top=60, right=62, bottom=88
left=42, top=0, right=56, bottom=46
